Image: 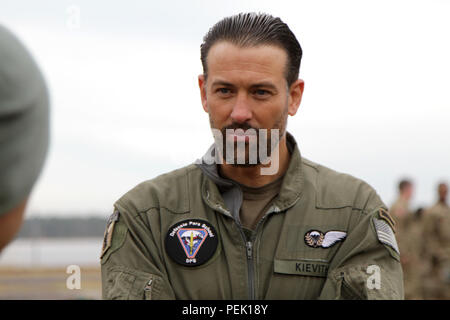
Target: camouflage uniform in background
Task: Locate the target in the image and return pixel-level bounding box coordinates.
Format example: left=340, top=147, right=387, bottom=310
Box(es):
left=390, top=197, right=410, bottom=232
left=390, top=196, right=426, bottom=299
left=398, top=210, right=426, bottom=299
left=422, top=202, right=450, bottom=299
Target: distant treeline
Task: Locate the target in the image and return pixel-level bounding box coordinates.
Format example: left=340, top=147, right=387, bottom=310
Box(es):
left=17, top=216, right=108, bottom=238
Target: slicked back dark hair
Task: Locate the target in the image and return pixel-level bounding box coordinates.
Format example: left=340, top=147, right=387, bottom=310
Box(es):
left=200, top=12, right=302, bottom=87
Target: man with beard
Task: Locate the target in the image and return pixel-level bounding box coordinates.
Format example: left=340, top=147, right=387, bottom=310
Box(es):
left=101, top=13, right=404, bottom=300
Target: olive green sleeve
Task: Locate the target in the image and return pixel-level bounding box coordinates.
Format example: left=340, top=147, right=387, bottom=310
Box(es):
left=100, top=203, right=176, bottom=300
left=318, top=207, right=404, bottom=300
left=0, top=25, right=49, bottom=215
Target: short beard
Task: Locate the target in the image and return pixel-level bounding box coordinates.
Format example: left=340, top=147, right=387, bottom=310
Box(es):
left=208, top=107, right=287, bottom=167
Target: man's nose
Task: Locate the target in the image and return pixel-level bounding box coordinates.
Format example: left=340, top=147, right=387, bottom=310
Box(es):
left=230, top=93, right=252, bottom=124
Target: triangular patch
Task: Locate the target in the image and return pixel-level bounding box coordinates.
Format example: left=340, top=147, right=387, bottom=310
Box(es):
left=176, top=228, right=208, bottom=259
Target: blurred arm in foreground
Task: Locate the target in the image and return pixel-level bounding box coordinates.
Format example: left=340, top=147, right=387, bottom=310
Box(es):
left=0, top=25, right=49, bottom=252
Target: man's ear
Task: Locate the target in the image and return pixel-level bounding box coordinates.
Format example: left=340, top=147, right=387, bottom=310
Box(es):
left=198, top=74, right=208, bottom=113
left=287, top=79, right=304, bottom=116
left=0, top=198, right=27, bottom=252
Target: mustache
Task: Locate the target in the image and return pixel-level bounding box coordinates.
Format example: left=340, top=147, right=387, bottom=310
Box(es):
left=221, top=123, right=260, bottom=133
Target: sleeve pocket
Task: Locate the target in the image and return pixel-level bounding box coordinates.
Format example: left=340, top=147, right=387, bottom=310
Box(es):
left=105, top=265, right=164, bottom=300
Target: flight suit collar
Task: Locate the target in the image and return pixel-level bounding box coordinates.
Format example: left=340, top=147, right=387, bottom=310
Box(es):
left=196, top=131, right=304, bottom=217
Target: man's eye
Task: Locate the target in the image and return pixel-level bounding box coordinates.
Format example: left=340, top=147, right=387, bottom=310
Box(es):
left=254, top=89, right=270, bottom=97
left=217, top=88, right=231, bottom=95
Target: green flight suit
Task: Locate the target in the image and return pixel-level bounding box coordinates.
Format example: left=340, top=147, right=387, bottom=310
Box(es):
left=101, top=133, right=404, bottom=300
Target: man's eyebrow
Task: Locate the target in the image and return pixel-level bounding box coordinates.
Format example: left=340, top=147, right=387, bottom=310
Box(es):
left=211, top=80, right=235, bottom=87
left=250, top=82, right=278, bottom=90
left=211, top=80, right=278, bottom=90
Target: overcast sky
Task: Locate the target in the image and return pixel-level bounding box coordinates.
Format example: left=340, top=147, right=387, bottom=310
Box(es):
left=1, top=0, right=449, bottom=218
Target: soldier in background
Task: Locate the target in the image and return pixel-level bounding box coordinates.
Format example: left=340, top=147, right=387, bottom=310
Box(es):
left=390, top=179, right=417, bottom=298
left=390, top=179, right=414, bottom=229
left=422, top=182, right=450, bottom=299
left=400, top=207, right=426, bottom=299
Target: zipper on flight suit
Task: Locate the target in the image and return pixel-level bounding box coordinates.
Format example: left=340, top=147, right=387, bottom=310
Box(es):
left=244, top=204, right=280, bottom=300
left=208, top=186, right=256, bottom=299
left=208, top=189, right=281, bottom=300
left=233, top=220, right=256, bottom=300
left=245, top=241, right=254, bottom=300
left=143, top=279, right=153, bottom=300
left=215, top=204, right=257, bottom=300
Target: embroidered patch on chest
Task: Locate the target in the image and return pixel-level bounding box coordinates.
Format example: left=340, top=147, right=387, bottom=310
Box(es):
left=304, top=230, right=347, bottom=248
left=165, top=219, right=218, bottom=267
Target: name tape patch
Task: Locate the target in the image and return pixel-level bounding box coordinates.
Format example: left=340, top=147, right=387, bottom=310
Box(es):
left=165, top=219, right=218, bottom=267
left=274, top=259, right=329, bottom=277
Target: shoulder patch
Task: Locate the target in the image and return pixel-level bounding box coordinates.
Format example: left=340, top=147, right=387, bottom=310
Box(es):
left=373, top=217, right=400, bottom=255
left=100, top=210, right=120, bottom=259
left=377, top=207, right=396, bottom=233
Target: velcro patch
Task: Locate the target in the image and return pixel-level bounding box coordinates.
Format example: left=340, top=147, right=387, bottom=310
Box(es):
left=373, top=217, right=399, bottom=255
left=101, top=210, right=120, bottom=259
left=378, top=208, right=396, bottom=233
left=304, top=230, right=347, bottom=248
left=274, top=259, right=329, bottom=277
left=165, top=219, right=218, bottom=267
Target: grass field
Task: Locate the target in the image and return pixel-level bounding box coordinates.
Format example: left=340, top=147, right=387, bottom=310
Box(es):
left=0, top=266, right=101, bottom=300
